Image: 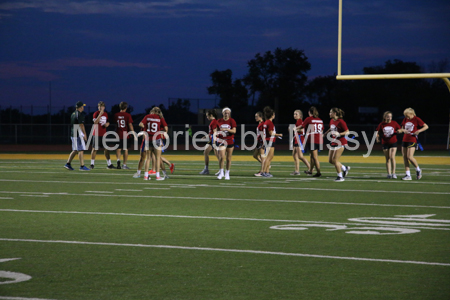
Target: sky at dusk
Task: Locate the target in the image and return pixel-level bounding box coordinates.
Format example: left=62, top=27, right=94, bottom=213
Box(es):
left=0, top=0, right=449, bottom=114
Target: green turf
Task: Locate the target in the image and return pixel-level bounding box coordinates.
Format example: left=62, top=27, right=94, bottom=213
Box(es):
left=0, top=159, right=449, bottom=299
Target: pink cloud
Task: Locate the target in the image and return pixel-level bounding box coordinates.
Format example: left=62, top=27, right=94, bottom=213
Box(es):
left=0, top=58, right=162, bottom=81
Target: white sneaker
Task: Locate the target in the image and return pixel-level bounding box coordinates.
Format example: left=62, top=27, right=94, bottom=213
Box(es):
left=402, top=175, right=412, bottom=181
left=217, top=173, right=224, bottom=180
left=133, top=172, right=141, bottom=178
left=416, top=169, right=422, bottom=180
left=144, top=176, right=150, bottom=181
left=334, top=176, right=345, bottom=182
left=156, top=176, right=165, bottom=181
left=392, top=174, right=397, bottom=179
left=343, top=166, right=350, bottom=177
left=225, top=174, right=230, bottom=180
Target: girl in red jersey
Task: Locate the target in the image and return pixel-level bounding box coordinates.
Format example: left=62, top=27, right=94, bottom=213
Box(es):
left=261, top=106, right=282, bottom=178
left=253, top=111, right=265, bottom=177
left=139, top=107, right=168, bottom=181
left=200, top=109, right=219, bottom=175
left=291, top=109, right=311, bottom=175
left=215, top=107, right=237, bottom=180
left=114, top=101, right=134, bottom=169
left=325, top=107, right=350, bottom=182
left=376, top=111, right=401, bottom=179
left=399, top=107, right=429, bottom=180
left=299, top=106, right=323, bottom=177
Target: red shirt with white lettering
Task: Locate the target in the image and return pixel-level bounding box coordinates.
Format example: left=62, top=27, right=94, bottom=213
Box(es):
left=93, top=111, right=108, bottom=136
left=376, top=121, right=401, bottom=144
left=401, top=116, right=425, bottom=143
left=329, top=118, right=348, bottom=146
left=141, top=114, right=167, bottom=140
left=263, top=119, right=276, bottom=143
left=217, top=118, right=237, bottom=145
left=114, top=112, right=133, bottom=139
left=302, top=116, right=323, bottom=144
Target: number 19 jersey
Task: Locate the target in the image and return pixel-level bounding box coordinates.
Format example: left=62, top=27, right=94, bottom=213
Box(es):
left=141, top=114, right=167, bottom=140
left=302, top=116, right=323, bottom=144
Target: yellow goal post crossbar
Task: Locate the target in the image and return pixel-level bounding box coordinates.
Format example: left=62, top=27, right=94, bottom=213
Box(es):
left=336, top=0, right=450, bottom=92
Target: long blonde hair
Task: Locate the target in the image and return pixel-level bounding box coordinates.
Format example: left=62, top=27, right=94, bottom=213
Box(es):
left=330, top=107, right=345, bottom=119
left=294, top=109, right=303, bottom=119
left=150, top=107, right=164, bottom=118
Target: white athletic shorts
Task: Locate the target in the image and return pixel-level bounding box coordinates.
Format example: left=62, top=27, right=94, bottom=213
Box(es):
left=71, top=137, right=86, bottom=151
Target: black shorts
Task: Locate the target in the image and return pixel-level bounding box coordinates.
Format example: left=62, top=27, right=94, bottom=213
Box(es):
left=215, top=141, right=234, bottom=149
left=402, top=142, right=416, bottom=148
left=382, top=142, right=397, bottom=150
left=308, top=143, right=322, bottom=151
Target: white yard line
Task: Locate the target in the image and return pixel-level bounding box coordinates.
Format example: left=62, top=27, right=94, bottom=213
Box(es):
left=0, top=238, right=448, bottom=267
left=0, top=209, right=448, bottom=231
left=0, top=190, right=449, bottom=209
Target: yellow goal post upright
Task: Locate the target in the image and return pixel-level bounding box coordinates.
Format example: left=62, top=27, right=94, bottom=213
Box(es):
left=336, top=0, right=450, bottom=149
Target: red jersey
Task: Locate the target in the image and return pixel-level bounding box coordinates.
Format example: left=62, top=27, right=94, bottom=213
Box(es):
left=141, top=114, right=167, bottom=140
left=93, top=111, right=108, bottom=136
left=376, top=121, right=401, bottom=144
left=302, top=116, right=323, bottom=144
left=256, top=122, right=264, bottom=142
left=114, top=112, right=133, bottom=139
left=293, top=118, right=305, bottom=145
left=217, top=118, right=237, bottom=145
left=329, top=118, right=348, bottom=146
left=208, top=119, right=218, bottom=137
left=263, top=119, right=276, bottom=143
left=401, top=116, right=425, bottom=143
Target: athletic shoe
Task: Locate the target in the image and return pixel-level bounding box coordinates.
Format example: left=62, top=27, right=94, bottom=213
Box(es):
left=334, top=176, right=344, bottom=182
left=164, top=174, right=170, bottom=179
left=79, top=166, right=91, bottom=171
left=402, top=175, right=412, bottom=181
left=387, top=174, right=392, bottom=179
left=170, top=163, right=175, bottom=174
left=215, top=170, right=220, bottom=176
left=416, top=169, right=422, bottom=180
left=122, top=165, right=130, bottom=170
left=254, top=172, right=262, bottom=177
left=149, top=170, right=156, bottom=175
left=117, top=161, right=121, bottom=169
left=199, top=169, right=209, bottom=175
left=290, top=171, right=300, bottom=175
left=343, top=166, right=350, bottom=178
left=261, top=173, right=269, bottom=177
left=225, top=174, right=230, bottom=180
left=217, top=173, right=224, bottom=180
left=107, top=164, right=116, bottom=169
left=312, top=173, right=322, bottom=177
left=266, top=173, right=273, bottom=178
left=144, top=176, right=150, bottom=180
left=156, top=176, right=165, bottom=181
left=304, top=170, right=312, bottom=175
left=392, top=174, right=397, bottom=179
left=64, top=163, right=74, bottom=171
left=90, top=164, right=94, bottom=169
left=133, top=172, right=141, bottom=178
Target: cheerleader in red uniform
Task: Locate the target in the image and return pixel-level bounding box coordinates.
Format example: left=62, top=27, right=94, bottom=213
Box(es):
left=261, top=106, right=282, bottom=177
left=299, top=106, right=323, bottom=177
left=291, top=109, right=311, bottom=175
left=199, top=109, right=219, bottom=175
left=376, top=111, right=401, bottom=179
left=399, top=108, right=429, bottom=180
left=215, top=107, right=237, bottom=180
left=325, top=107, right=350, bottom=182
left=253, top=111, right=265, bottom=176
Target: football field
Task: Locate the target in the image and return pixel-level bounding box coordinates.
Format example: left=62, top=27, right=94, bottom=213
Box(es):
left=0, top=153, right=449, bottom=300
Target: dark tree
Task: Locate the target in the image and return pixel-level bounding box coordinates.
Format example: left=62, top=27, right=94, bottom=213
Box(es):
left=207, top=69, right=248, bottom=110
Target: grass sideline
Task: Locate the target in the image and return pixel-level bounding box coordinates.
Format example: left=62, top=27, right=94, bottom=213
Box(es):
left=0, top=157, right=449, bottom=299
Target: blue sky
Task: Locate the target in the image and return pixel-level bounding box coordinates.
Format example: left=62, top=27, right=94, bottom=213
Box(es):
left=0, top=0, right=449, bottom=113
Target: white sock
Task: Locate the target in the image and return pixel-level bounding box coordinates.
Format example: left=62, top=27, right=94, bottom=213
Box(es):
left=117, top=159, right=120, bottom=162
left=144, top=172, right=148, bottom=177
left=406, top=170, right=411, bottom=176
left=137, top=170, right=141, bottom=175
left=91, top=159, right=95, bottom=165
left=226, top=170, right=230, bottom=176
left=156, top=172, right=160, bottom=178
left=338, top=172, right=343, bottom=177
left=219, top=169, right=224, bottom=175
left=416, top=167, right=421, bottom=171
left=107, top=159, right=112, bottom=165
left=341, top=165, right=346, bottom=171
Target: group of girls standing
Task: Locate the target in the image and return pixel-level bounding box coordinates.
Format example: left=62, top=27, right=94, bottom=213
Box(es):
left=199, top=105, right=428, bottom=181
